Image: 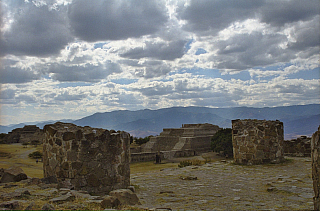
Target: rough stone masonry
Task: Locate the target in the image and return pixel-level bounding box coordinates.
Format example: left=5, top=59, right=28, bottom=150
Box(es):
left=311, top=126, right=320, bottom=211
left=43, top=122, right=130, bottom=195
left=232, top=119, right=284, bottom=165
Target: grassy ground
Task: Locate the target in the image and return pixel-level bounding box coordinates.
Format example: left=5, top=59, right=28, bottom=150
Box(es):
left=0, top=143, right=43, bottom=178
left=0, top=143, right=223, bottom=177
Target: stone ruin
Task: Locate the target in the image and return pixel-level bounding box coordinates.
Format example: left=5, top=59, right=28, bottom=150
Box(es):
left=232, top=119, right=284, bottom=165
left=42, top=122, right=130, bottom=195
left=0, top=125, right=44, bottom=144
left=311, top=126, right=320, bottom=211
left=284, top=136, right=311, bottom=157
left=139, top=123, right=221, bottom=160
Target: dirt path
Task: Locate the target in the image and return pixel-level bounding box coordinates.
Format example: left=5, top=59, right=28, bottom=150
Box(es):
left=132, top=157, right=313, bottom=210
left=17, top=147, right=36, bottom=159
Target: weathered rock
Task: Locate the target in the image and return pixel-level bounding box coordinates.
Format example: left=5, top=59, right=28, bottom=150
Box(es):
left=0, top=168, right=4, bottom=177
left=101, top=195, right=121, bottom=209
left=41, top=203, right=55, bottom=210
left=109, top=189, right=141, bottom=206
left=232, top=119, right=284, bottom=165
left=311, top=126, right=320, bottom=211
left=24, top=202, right=35, bottom=210
left=49, top=193, right=75, bottom=204
left=0, top=167, right=27, bottom=183
left=41, top=176, right=58, bottom=184
left=179, top=176, right=197, bottom=180
left=0, top=188, right=31, bottom=200
left=0, top=200, right=20, bottom=210
left=43, top=122, right=130, bottom=195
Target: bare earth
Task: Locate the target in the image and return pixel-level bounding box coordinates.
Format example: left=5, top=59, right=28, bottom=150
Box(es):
left=132, top=156, right=313, bottom=210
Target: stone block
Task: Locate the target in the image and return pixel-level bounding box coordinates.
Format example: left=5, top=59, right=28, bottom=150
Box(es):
left=43, top=122, right=130, bottom=195
left=232, top=119, right=284, bottom=165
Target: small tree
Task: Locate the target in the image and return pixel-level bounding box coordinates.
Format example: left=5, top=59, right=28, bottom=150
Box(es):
left=28, top=151, right=43, bottom=159
left=134, top=135, right=153, bottom=145
left=211, top=128, right=233, bottom=156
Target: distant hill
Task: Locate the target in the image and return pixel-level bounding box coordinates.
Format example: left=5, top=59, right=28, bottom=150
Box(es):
left=1, top=104, right=319, bottom=140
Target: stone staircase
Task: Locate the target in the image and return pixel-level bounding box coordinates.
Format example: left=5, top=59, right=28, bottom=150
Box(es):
left=172, top=138, right=187, bottom=151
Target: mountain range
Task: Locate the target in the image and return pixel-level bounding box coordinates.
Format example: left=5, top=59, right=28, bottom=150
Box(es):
left=1, top=104, right=319, bottom=140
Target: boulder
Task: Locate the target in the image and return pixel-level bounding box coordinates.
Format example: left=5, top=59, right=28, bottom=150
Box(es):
left=0, top=167, right=27, bottom=183
left=41, top=203, right=55, bottom=210
left=41, top=176, right=58, bottom=184
left=49, top=193, right=75, bottom=204
left=0, top=201, right=20, bottom=210
left=109, top=189, right=141, bottom=206
left=101, top=195, right=121, bottom=209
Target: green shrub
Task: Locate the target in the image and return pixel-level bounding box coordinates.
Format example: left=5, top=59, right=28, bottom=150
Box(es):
left=28, top=151, right=43, bottom=159
left=211, top=128, right=233, bottom=156
left=178, top=160, right=193, bottom=168
left=134, top=135, right=153, bottom=145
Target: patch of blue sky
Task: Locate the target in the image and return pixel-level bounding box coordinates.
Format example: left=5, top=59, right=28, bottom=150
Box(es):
left=184, top=39, right=193, bottom=53
left=57, top=82, right=93, bottom=88
left=195, top=48, right=207, bottom=55
left=110, top=78, right=138, bottom=85
left=286, top=67, right=319, bottom=80
left=94, top=42, right=107, bottom=49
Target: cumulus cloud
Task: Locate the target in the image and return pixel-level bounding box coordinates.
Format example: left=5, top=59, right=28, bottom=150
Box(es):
left=0, top=60, right=41, bottom=83
left=1, top=1, right=73, bottom=57
left=178, top=0, right=263, bottom=35
left=120, top=40, right=187, bottom=61
left=258, top=0, right=320, bottom=27
left=68, top=0, right=168, bottom=41
left=48, top=61, right=122, bottom=82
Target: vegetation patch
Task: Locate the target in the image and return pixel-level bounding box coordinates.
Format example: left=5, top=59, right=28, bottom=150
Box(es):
left=211, top=128, right=233, bottom=157
left=28, top=151, right=43, bottom=159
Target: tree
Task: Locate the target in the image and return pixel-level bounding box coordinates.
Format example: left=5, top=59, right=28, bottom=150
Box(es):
left=211, top=128, right=233, bottom=156
left=134, top=135, right=153, bottom=145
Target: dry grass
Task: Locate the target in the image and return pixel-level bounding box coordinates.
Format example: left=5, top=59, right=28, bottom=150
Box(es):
left=130, top=161, right=178, bottom=174
left=0, top=143, right=43, bottom=178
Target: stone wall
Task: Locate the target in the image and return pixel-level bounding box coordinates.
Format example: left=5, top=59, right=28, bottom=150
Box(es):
left=311, top=126, right=320, bottom=211
left=43, top=122, right=130, bottom=195
left=284, top=136, right=311, bottom=157
left=232, top=119, right=284, bottom=165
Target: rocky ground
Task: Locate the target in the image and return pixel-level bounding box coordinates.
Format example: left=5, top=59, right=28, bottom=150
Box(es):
left=0, top=155, right=314, bottom=210
left=132, top=156, right=314, bottom=210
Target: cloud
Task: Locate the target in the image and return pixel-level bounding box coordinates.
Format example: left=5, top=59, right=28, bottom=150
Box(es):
left=258, top=0, right=320, bottom=27
left=48, top=61, right=122, bottom=82
left=133, top=60, right=171, bottom=79
left=54, top=91, right=86, bottom=101
left=1, top=2, right=73, bottom=57
left=212, top=32, right=290, bottom=70
left=0, top=63, right=41, bottom=84
left=120, top=40, right=187, bottom=61
left=68, top=0, right=168, bottom=42
left=178, top=0, right=264, bottom=35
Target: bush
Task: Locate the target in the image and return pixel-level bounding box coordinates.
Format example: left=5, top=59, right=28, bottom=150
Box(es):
left=178, top=159, right=202, bottom=168
left=178, top=160, right=193, bottom=168
left=28, top=151, right=43, bottom=159
left=211, top=128, right=233, bottom=157
left=134, top=136, right=153, bottom=145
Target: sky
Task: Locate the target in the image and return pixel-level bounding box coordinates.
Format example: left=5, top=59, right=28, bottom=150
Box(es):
left=0, top=0, right=319, bottom=126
